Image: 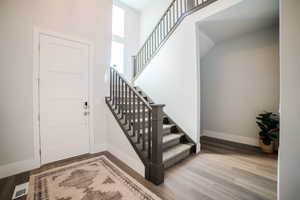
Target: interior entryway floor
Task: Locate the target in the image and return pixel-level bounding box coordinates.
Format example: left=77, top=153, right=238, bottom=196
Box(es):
left=0, top=137, right=277, bottom=200
left=162, top=136, right=277, bottom=200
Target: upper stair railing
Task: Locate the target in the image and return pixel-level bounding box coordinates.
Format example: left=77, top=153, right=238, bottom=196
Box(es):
left=132, top=0, right=217, bottom=80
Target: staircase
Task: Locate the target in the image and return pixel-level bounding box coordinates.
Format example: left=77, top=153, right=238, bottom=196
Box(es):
left=106, top=0, right=217, bottom=185
left=106, top=67, right=195, bottom=184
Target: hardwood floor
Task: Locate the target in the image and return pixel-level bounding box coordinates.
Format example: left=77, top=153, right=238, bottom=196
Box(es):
left=0, top=137, right=277, bottom=200
left=162, top=137, right=278, bottom=200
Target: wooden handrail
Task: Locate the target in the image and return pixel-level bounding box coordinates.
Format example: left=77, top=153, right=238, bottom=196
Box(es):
left=132, top=0, right=218, bottom=80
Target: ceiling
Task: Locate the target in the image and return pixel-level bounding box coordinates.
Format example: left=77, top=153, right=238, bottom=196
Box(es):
left=198, top=0, right=279, bottom=43
left=117, top=0, right=150, bottom=11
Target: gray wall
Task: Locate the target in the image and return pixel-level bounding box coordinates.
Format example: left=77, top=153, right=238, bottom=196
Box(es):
left=201, top=27, right=280, bottom=142
left=279, top=0, right=300, bottom=199
left=0, top=0, right=112, bottom=166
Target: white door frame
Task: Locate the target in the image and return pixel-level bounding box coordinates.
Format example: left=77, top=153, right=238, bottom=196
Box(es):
left=33, top=27, right=95, bottom=166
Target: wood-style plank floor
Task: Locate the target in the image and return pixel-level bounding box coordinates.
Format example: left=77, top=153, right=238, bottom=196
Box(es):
left=0, top=136, right=277, bottom=200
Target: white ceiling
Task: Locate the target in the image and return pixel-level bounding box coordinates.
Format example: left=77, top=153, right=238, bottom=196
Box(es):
left=198, top=0, right=279, bottom=43
left=117, top=0, right=150, bottom=11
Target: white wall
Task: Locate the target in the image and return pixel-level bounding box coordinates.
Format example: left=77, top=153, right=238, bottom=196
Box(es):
left=279, top=0, right=300, bottom=199
left=113, top=0, right=140, bottom=80
left=201, top=27, right=280, bottom=146
left=139, top=0, right=172, bottom=45
left=105, top=107, right=145, bottom=176
left=136, top=0, right=243, bottom=146
left=0, top=0, right=112, bottom=177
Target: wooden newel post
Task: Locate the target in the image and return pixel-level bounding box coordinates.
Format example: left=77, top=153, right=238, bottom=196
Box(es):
left=148, top=104, right=165, bottom=185
left=131, top=56, right=137, bottom=81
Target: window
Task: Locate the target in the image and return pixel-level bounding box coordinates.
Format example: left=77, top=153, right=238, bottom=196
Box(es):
left=110, top=41, right=124, bottom=73
left=112, top=5, right=125, bottom=37
left=111, top=5, right=125, bottom=73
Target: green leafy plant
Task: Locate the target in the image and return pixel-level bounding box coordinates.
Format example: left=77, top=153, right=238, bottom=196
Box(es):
left=256, top=112, right=279, bottom=145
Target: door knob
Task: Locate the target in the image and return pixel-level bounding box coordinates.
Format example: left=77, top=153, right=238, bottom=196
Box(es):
left=84, top=101, right=89, bottom=110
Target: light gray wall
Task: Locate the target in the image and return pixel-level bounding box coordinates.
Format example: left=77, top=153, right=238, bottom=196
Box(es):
left=0, top=0, right=112, bottom=166
left=201, top=27, right=280, bottom=142
left=279, top=0, right=300, bottom=199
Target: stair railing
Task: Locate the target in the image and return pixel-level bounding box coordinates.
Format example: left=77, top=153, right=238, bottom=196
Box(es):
left=106, top=66, right=165, bottom=184
left=132, top=0, right=217, bottom=80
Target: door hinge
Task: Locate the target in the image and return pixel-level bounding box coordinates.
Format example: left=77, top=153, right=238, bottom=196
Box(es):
left=38, top=113, right=40, bottom=121
left=39, top=149, right=42, bottom=157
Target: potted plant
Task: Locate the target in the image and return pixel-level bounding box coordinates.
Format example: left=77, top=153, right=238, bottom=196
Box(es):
left=256, top=112, right=279, bottom=153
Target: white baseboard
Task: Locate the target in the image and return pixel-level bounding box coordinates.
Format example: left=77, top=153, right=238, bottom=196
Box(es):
left=202, top=130, right=259, bottom=147
left=108, top=145, right=145, bottom=177
left=91, top=143, right=107, bottom=154
left=0, top=159, right=40, bottom=179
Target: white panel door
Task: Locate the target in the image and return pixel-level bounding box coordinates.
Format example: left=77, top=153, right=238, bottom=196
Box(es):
left=39, top=34, right=90, bottom=164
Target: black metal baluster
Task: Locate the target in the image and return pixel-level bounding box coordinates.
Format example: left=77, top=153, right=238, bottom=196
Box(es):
left=110, top=68, right=115, bottom=106
left=118, top=76, right=121, bottom=114
left=158, top=25, right=160, bottom=45
left=148, top=110, right=152, bottom=160
left=146, top=43, right=148, bottom=64
left=141, top=49, right=143, bottom=69
left=165, top=15, right=168, bottom=36
left=142, top=104, right=146, bottom=151
left=176, top=0, right=179, bottom=20
left=148, top=38, right=151, bottom=60
left=125, top=84, right=128, bottom=124
left=133, top=93, right=136, bottom=137
left=151, top=35, right=154, bottom=56
left=137, top=54, right=139, bottom=73
left=180, top=0, right=183, bottom=16
left=115, top=71, right=118, bottom=109
left=136, top=51, right=142, bottom=74
left=128, top=89, right=132, bottom=131
left=146, top=43, right=148, bottom=63
left=173, top=3, right=175, bottom=25
left=137, top=98, right=141, bottom=144
left=115, top=71, right=117, bottom=109
left=121, top=79, right=124, bottom=118
left=168, top=9, right=172, bottom=30
left=158, top=23, right=161, bottom=44
left=148, top=40, right=150, bottom=61
left=114, top=69, right=117, bottom=108
left=110, top=68, right=112, bottom=101
left=154, top=29, right=157, bottom=51
left=169, top=9, right=172, bottom=29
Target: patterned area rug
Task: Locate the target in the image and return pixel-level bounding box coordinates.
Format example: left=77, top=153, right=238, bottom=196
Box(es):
left=27, top=156, right=162, bottom=200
